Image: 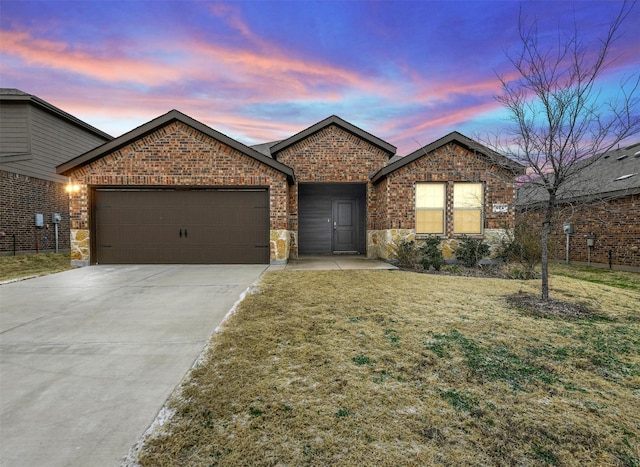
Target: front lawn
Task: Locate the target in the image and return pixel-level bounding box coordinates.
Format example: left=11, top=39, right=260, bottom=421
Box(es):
left=138, top=270, right=639, bottom=466
left=0, top=253, right=71, bottom=282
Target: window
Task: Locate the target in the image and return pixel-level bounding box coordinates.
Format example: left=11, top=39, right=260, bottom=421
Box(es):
left=453, top=183, right=483, bottom=234
left=416, top=183, right=445, bottom=234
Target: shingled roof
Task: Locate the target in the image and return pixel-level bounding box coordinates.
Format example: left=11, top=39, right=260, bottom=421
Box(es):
left=517, top=142, right=640, bottom=207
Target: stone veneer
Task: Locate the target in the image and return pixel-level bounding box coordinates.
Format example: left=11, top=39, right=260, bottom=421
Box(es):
left=69, top=228, right=90, bottom=266
left=270, top=229, right=297, bottom=264
left=368, top=228, right=510, bottom=262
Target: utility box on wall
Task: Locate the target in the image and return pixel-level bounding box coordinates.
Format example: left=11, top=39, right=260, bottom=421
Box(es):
left=35, top=213, right=44, bottom=228
left=563, top=223, right=574, bottom=234
left=52, top=213, right=61, bottom=224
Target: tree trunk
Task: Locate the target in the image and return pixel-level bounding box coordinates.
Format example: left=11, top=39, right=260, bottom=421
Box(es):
left=540, top=221, right=550, bottom=301
left=540, top=199, right=555, bottom=301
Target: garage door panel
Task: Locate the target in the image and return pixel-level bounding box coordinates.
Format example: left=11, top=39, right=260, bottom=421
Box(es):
left=94, top=189, right=269, bottom=264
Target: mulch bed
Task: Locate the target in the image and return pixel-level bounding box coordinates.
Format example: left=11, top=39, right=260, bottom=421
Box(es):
left=505, top=292, right=602, bottom=320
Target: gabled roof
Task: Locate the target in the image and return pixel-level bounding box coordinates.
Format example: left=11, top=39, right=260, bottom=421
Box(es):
left=250, top=140, right=282, bottom=157
left=56, top=109, right=295, bottom=183
left=269, top=115, right=396, bottom=158
left=0, top=88, right=113, bottom=141
left=517, top=142, right=640, bottom=206
left=370, top=131, right=525, bottom=183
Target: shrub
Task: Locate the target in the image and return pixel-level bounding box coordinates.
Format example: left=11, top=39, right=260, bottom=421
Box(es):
left=495, top=213, right=543, bottom=276
left=395, top=240, right=419, bottom=269
left=454, top=235, right=490, bottom=267
left=419, top=237, right=444, bottom=271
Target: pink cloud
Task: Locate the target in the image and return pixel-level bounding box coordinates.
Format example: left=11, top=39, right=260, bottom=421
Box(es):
left=44, top=86, right=307, bottom=144
left=0, top=30, right=187, bottom=85
left=385, top=100, right=504, bottom=153
left=208, top=3, right=254, bottom=39
left=182, top=39, right=377, bottom=101
left=0, top=21, right=387, bottom=106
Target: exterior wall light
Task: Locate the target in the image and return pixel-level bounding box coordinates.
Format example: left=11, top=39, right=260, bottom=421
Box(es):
left=66, top=181, right=81, bottom=193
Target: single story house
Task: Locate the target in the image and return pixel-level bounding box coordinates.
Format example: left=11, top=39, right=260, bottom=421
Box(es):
left=57, top=110, right=524, bottom=266
left=517, top=142, right=640, bottom=271
left=0, top=89, right=113, bottom=255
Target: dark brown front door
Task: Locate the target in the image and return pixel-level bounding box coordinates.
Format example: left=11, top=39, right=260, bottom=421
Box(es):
left=94, top=189, right=269, bottom=264
left=298, top=183, right=365, bottom=255
left=332, top=199, right=358, bottom=253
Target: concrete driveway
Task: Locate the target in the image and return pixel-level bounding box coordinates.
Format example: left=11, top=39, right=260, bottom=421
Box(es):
left=0, top=264, right=267, bottom=467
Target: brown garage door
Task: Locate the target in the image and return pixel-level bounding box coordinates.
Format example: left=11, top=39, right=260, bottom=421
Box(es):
left=94, top=189, right=269, bottom=264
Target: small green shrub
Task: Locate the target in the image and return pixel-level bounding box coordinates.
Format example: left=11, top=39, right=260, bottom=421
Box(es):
left=454, top=235, right=490, bottom=267
left=419, top=237, right=444, bottom=271
left=395, top=240, right=419, bottom=268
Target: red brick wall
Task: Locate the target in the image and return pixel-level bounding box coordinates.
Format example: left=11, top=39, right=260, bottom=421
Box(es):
left=377, top=142, right=518, bottom=234
left=0, top=170, right=70, bottom=253
left=275, top=124, right=390, bottom=231
left=521, top=194, right=640, bottom=269
left=67, top=121, right=289, bottom=231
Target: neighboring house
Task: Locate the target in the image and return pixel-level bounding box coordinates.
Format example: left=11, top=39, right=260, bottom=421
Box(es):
left=0, top=89, right=112, bottom=254
left=57, top=110, right=524, bottom=266
left=516, top=143, right=640, bottom=271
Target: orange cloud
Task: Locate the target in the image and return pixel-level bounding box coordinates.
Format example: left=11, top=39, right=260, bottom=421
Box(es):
left=0, top=30, right=186, bottom=85
left=384, top=100, right=504, bottom=153
left=0, top=22, right=387, bottom=105
left=46, top=86, right=309, bottom=145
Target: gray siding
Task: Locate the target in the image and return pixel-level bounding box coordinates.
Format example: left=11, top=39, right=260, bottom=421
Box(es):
left=0, top=103, right=30, bottom=154
left=0, top=104, right=108, bottom=183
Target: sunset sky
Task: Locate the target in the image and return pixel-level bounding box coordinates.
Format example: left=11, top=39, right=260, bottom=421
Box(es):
left=1, top=1, right=638, bottom=155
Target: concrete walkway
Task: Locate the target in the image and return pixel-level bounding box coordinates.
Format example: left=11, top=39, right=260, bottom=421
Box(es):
left=271, top=255, right=397, bottom=271
left=0, top=265, right=267, bottom=467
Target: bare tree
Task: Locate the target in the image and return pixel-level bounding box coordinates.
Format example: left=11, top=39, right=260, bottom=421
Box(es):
left=493, top=2, right=640, bottom=300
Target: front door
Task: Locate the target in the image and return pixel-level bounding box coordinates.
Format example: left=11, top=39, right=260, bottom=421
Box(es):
left=332, top=199, right=358, bottom=253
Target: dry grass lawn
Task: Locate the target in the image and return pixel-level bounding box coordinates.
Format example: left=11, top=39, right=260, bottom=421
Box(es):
left=138, top=270, right=639, bottom=466
left=0, top=252, right=71, bottom=281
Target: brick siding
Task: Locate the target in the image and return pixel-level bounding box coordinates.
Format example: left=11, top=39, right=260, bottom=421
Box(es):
left=375, top=142, right=517, bottom=233
left=520, top=194, right=640, bottom=269
left=275, top=124, right=390, bottom=232
left=0, top=170, right=70, bottom=253
left=67, top=121, right=289, bottom=232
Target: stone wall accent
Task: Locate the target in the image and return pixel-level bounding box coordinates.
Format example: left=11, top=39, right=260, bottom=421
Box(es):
left=289, top=230, right=298, bottom=259
left=368, top=142, right=518, bottom=264
left=270, top=229, right=293, bottom=264
left=369, top=228, right=510, bottom=262
left=65, top=121, right=290, bottom=264
left=367, top=229, right=415, bottom=260
left=0, top=170, right=70, bottom=254
left=69, top=229, right=90, bottom=266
